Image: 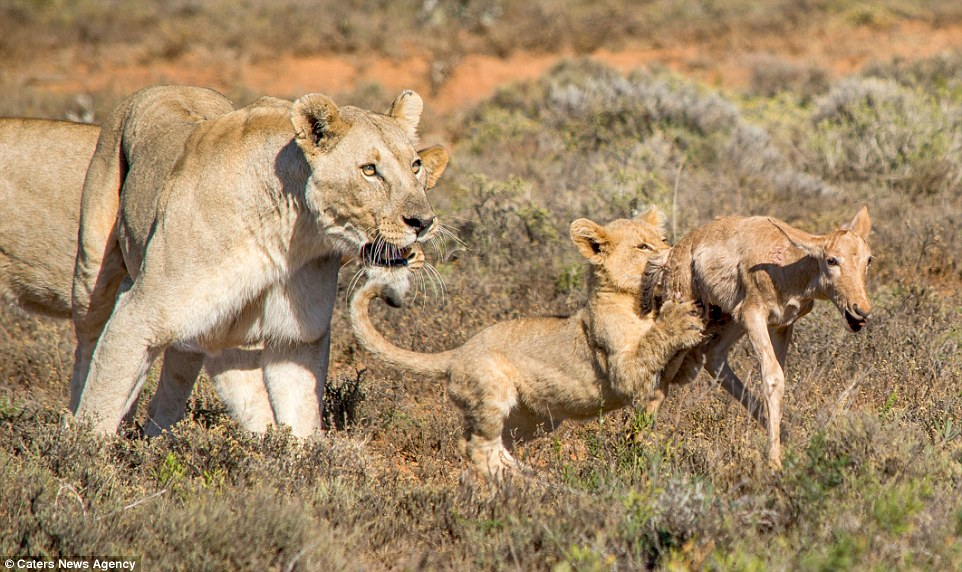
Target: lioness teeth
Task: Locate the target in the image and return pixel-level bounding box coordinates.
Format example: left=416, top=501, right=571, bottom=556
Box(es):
left=362, top=242, right=412, bottom=267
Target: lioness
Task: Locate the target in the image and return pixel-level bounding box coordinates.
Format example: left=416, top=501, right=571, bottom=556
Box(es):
left=0, top=118, right=98, bottom=317
left=351, top=208, right=705, bottom=481
left=71, top=85, right=449, bottom=436
left=641, top=208, right=873, bottom=468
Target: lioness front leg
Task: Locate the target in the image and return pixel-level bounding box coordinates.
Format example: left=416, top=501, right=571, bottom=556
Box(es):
left=144, top=348, right=206, bottom=436
left=75, top=289, right=167, bottom=434
left=261, top=331, right=330, bottom=438
left=206, top=349, right=276, bottom=433
left=69, top=97, right=135, bottom=413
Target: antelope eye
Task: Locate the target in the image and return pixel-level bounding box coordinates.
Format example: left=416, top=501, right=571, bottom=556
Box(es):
left=826, top=257, right=839, bottom=266
left=361, top=163, right=377, bottom=177
left=867, top=256, right=875, bottom=266
left=412, top=159, right=422, bottom=174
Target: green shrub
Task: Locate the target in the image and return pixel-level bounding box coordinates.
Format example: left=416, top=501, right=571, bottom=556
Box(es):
left=807, top=77, right=962, bottom=196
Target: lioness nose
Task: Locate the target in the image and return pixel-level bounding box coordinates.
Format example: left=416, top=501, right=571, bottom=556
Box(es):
left=403, top=216, right=435, bottom=236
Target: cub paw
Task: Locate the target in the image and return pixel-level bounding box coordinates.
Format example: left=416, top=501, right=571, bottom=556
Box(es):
left=657, top=299, right=705, bottom=348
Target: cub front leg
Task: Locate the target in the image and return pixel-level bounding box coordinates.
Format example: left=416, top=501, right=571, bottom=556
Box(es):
left=612, top=300, right=704, bottom=403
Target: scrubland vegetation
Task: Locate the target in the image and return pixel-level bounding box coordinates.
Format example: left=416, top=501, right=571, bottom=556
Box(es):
left=2, top=2, right=962, bottom=570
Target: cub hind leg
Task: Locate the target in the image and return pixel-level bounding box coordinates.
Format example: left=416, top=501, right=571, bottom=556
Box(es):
left=449, top=362, right=521, bottom=482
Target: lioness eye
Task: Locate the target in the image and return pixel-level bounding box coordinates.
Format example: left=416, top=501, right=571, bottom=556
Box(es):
left=412, top=159, right=422, bottom=174
left=637, top=244, right=652, bottom=251
left=826, top=257, right=839, bottom=266
left=867, top=256, right=875, bottom=266
left=361, top=163, right=377, bottom=177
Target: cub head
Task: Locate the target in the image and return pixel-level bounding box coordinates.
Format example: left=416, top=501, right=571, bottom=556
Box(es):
left=570, top=207, right=670, bottom=294
left=291, top=90, right=449, bottom=262
left=769, top=206, right=874, bottom=332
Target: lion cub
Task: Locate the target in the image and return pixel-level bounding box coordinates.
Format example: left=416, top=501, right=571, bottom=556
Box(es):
left=351, top=208, right=704, bottom=481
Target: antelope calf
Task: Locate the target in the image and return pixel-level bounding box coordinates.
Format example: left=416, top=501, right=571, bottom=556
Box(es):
left=642, top=207, right=873, bottom=468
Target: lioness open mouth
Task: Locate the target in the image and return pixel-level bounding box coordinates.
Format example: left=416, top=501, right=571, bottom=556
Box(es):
left=360, top=241, right=415, bottom=268
left=844, top=309, right=866, bottom=332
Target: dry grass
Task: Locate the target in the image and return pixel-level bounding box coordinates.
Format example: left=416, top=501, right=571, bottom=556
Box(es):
left=2, top=3, right=962, bottom=570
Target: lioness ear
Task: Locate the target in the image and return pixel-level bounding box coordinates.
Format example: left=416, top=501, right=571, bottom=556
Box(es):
left=842, top=206, right=871, bottom=239
left=769, top=217, right=823, bottom=258
left=418, top=145, right=449, bottom=189
left=389, top=90, right=423, bottom=144
left=570, top=219, right=610, bottom=261
left=291, top=93, right=349, bottom=155
left=635, top=205, right=667, bottom=233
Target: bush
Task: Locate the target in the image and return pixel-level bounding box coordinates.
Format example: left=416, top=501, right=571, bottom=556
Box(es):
left=807, top=77, right=962, bottom=197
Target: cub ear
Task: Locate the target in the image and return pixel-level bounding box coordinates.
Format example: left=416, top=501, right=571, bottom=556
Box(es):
left=570, top=218, right=610, bottom=262
left=418, top=145, right=449, bottom=189
left=291, top=93, right=349, bottom=155
left=389, top=90, right=423, bottom=144
left=635, top=205, right=667, bottom=233
left=842, top=206, right=871, bottom=239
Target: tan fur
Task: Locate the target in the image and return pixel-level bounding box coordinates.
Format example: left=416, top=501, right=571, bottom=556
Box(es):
left=0, top=118, right=99, bottom=318
left=71, top=85, right=449, bottom=436
left=352, top=208, right=704, bottom=481
left=642, top=208, right=874, bottom=468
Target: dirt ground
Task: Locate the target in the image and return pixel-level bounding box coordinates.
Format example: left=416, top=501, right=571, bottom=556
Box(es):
left=15, top=19, right=962, bottom=114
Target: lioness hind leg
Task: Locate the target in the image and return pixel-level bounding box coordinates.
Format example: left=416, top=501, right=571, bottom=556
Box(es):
left=206, top=349, right=276, bottom=433
left=144, top=348, right=206, bottom=436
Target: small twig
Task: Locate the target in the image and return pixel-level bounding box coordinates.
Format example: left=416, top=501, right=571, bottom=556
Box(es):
left=55, top=483, right=87, bottom=520
left=284, top=540, right=324, bottom=572
left=828, top=367, right=874, bottom=424
left=121, top=489, right=168, bottom=512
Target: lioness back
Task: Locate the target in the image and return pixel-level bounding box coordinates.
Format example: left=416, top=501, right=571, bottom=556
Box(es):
left=0, top=118, right=100, bottom=317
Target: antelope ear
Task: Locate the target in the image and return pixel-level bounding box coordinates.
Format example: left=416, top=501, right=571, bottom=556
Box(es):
left=291, top=94, right=349, bottom=155
left=570, top=219, right=611, bottom=262
left=418, top=145, right=449, bottom=189
left=768, top=217, right=823, bottom=258
left=389, top=90, right=423, bottom=144
left=843, top=206, right=872, bottom=239
left=635, top=205, right=667, bottom=233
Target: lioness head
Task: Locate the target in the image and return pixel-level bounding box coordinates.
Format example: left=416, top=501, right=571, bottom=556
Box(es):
left=291, top=90, right=449, bottom=261
left=770, top=206, right=873, bottom=332
left=570, top=207, right=670, bottom=293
